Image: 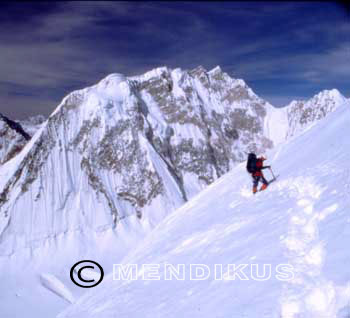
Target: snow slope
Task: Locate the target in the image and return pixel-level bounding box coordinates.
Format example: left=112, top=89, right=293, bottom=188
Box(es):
left=59, top=101, right=350, bottom=318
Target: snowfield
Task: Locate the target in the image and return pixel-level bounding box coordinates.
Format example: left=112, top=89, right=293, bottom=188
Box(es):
left=58, top=101, right=350, bottom=318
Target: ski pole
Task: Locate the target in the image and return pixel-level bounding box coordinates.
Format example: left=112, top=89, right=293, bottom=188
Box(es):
left=269, top=167, right=276, bottom=180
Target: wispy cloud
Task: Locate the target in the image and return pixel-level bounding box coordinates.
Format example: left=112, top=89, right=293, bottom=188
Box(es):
left=0, top=2, right=348, bottom=118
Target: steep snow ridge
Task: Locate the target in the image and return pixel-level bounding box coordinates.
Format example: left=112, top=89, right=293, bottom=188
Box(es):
left=59, top=102, right=350, bottom=318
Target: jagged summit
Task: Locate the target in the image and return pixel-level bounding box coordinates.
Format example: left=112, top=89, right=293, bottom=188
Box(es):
left=289, top=88, right=345, bottom=106
left=130, top=66, right=170, bottom=82
left=208, top=65, right=222, bottom=74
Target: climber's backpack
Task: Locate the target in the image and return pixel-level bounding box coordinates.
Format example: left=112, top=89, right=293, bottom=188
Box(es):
left=246, top=153, right=258, bottom=174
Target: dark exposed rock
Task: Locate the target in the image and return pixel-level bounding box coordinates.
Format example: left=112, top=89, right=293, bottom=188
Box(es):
left=0, top=114, right=44, bottom=165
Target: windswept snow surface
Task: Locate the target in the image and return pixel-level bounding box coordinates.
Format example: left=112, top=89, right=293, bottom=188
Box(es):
left=59, top=102, right=350, bottom=318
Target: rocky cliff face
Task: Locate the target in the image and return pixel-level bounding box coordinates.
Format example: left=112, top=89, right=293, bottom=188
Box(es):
left=130, top=66, right=274, bottom=197
left=0, top=66, right=276, bottom=256
left=0, top=115, right=45, bottom=165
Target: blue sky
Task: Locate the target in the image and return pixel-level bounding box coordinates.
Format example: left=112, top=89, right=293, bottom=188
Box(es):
left=0, top=1, right=349, bottom=119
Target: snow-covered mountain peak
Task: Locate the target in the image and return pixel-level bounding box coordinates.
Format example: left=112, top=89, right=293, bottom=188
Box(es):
left=317, top=89, right=347, bottom=109
left=190, top=65, right=207, bottom=73
left=208, top=65, right=222, bottom=74
left=97, top=73, right=127, bottom=88
left=284, top=88, right=348, bottom=139
left=0, top=65, right=277, bottom=259
left=131, top=66, right=170, bottom=82
left=316, top=88, right=344, bottom=100
left=289, top=88, right=346, bottom=108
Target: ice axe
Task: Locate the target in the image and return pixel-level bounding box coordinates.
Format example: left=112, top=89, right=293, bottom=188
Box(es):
left=269, top=167, right=276, bottom=180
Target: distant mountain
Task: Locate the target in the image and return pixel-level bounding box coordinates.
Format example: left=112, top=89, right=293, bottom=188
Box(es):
left=284, top=89, right=348, bottom=139
left=0, top=114, right=45, bottom=165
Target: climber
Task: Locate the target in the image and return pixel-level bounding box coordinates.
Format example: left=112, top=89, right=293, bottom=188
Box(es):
left=246, top=153, right=271, bottom=194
